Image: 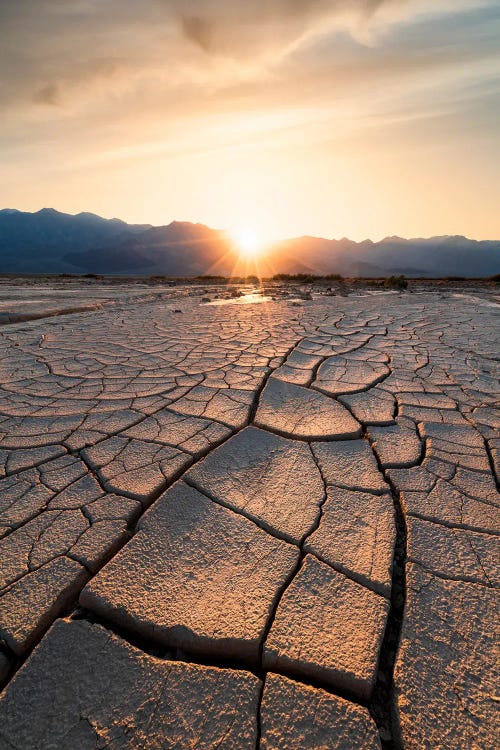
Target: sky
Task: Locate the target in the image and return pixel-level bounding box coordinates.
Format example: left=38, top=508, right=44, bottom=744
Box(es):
left=1, top=0, right=500, bottom=242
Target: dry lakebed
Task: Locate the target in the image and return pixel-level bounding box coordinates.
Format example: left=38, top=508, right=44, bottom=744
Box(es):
left=0, top=279, right=498, bottom=749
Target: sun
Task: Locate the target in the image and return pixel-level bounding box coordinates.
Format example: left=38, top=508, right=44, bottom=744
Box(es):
left=232, top=227, right=264, bottom=258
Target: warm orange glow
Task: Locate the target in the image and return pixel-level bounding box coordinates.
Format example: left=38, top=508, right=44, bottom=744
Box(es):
left=4, top=4, right=498, bottom=242
left=232, top=227, right=266, bottom=259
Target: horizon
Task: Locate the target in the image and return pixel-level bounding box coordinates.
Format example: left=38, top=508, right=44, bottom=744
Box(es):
left=2, top=206, right=499, bottom=246
left=1, top=2, right=500, bottom=245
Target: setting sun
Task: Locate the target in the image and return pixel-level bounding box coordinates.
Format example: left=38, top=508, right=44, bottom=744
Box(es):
left=232, top=227, right=265, bottom=258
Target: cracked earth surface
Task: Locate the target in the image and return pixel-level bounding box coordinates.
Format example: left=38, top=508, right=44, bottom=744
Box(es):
left=0, top=288, right=498, bottom=749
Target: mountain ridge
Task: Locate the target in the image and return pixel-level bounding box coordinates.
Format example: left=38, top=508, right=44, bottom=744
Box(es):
left=0, top=208, right=498, bottom=277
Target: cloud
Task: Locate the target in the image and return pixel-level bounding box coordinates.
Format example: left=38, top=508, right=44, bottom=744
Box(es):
left=181, top=16, right=215, bottom=54
left=33, top=83, right=61, bottom=106
left=0, top=0, right=498, bottom=150
left=172, top=1, right=494, bottom=57
left=175, top=0, right=391, bottom=57
left=0, top=0, right=494, bottom=112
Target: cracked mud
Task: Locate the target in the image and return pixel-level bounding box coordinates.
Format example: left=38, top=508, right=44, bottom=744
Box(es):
left=0, top=287, right=498, bottom=749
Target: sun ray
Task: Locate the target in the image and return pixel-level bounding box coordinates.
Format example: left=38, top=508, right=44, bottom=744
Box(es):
left=232, top=227, right=265, bottom=259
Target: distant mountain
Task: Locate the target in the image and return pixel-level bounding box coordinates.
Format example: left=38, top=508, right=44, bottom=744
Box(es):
left=0, top=208, right=150, bottom=273
left=66, top=221, right=238, bottom=276
left=269, top=234, right=500, bottom=278
left=0, top=208, right=499, bottom=277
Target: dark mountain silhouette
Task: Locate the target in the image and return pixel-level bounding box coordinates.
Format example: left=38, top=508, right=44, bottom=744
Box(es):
left=0, top=208, right=150, bottom=273
left=269, top=234, right=500, bottom=278
left=0, top=208, right=499, bottom=277
left=66, top=222, right=239, bottom=276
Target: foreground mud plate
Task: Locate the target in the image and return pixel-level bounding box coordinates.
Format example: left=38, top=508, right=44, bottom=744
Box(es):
left=0, top=289, right=498, bottom=748
left=0, top=619, right=261, bottom=749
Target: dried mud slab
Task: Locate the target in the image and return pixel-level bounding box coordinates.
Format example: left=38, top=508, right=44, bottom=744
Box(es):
left=394, top=563, right=500, bottom=749
left=0, top=455, right=92, bottom=531
left=0, top=455, right=135, bottom=654
left=80, top=482, right=299, bottom=663
left=271, top=363, right=313, bottom=386
left=0, top=444, right=66, bottom=478
left=305, top=488, right=395, bottom=596
left=263, top=555, right=389, bottom=700
left=391, top=468, right=500, bottom=534
left=171, top=385, right=255, bottom=429
left=82, top=436, right=192, bottom=502
left=0, top=556, right=88, bottom=655
left=311, top=440, right=388, bottom=495
left=255, top=378, right=361, bottom=440
left=123, top=408, right=231, bottom=458
left=339, top=387, right=396, bottom=426
left=368, top=418, right=422, bottom=469
left=260, top=672, right=381, bottom=750
left=186, top=426, right=325, bottom=543
left=312, top=351, right=390, bottom=396
left=0, top=619, right=260, bottom=750
left=406, top=516, right=499, bottom=587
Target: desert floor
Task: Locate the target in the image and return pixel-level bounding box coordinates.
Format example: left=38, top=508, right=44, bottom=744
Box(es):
left=0, top=281, right=498, bottom=749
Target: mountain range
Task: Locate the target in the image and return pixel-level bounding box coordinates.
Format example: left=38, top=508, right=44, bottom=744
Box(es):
left=0, top=208, right=499, bottom=278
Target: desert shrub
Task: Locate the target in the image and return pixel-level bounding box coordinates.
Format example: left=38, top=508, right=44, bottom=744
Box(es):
left=272, top=273, right=318, bottom=283
left=384, top=275, right=408, bottom=289
left=195, top=274, right=227, bottom=281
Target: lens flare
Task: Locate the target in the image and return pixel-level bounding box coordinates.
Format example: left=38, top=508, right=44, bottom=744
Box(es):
left=232, top=227, right=264, bottom=258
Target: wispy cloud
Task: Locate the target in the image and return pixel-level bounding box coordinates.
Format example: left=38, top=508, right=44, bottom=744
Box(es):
left=0, top=1, right=499, bottom=240
left=1, top=0, right=494, bottom=111
left=32, top=83, right=61, bottom=106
